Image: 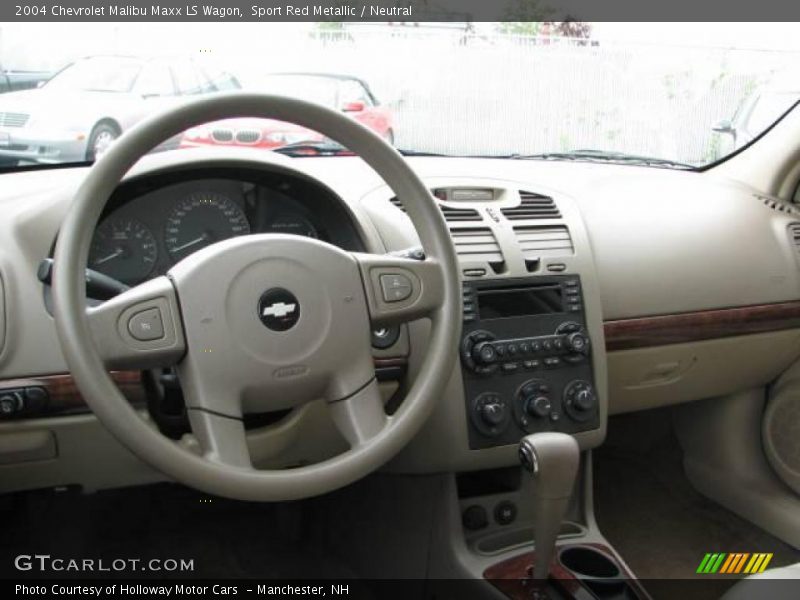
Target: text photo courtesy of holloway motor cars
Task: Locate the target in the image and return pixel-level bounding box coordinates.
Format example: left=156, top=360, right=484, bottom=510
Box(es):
left=2, top=2, right=800, bottom=600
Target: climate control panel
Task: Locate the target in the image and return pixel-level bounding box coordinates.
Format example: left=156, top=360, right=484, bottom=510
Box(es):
left=460, top=276, right=599, bottom=449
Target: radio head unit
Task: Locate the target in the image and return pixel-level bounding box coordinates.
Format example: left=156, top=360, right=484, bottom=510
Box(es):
left=460, top=275, right=598, bottom=449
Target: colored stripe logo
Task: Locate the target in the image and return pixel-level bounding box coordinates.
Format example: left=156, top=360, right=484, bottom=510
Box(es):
left=696, top=553, right=773, bottom=574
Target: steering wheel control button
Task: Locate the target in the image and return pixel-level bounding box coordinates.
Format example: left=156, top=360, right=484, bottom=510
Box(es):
left=380, top=273, right=413, bottom=302
left=258, top=288, right=300, bottom=331
left=127, top=307, right=165, bottom=341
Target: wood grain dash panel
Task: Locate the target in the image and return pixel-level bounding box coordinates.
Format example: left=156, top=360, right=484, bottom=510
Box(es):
left=604, top=301, right=800, bottom=351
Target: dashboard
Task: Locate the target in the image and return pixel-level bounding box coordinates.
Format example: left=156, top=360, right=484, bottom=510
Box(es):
left=1, top=147, right=800, bottom=492
left=89, top=168, right=365, bottom=286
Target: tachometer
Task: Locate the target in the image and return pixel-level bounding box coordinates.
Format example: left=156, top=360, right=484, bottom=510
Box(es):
left=89, top=218, right=158, bottom=285
left=165, top=192, right=250, bottom=261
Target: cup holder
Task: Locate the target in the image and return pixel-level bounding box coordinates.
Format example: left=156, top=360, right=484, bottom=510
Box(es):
left=559, top=546, right=622, bottom=580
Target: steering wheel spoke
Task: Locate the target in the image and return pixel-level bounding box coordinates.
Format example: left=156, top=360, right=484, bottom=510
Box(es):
left=328, top=378, right=388, bottom=448
left=353, top=253, right=446, bottom=325
left=186, top=408, right=252, bottom=469
left=86, top=276, right=185, bottom=370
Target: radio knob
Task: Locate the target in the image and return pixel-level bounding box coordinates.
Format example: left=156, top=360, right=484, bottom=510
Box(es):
left=472, top=341, right=497, bottom=365
left=525, top=395, right=552, bottom=418
left=566, top=332, right=590, bottom=355
left=480, top=401, right=507, bottom=426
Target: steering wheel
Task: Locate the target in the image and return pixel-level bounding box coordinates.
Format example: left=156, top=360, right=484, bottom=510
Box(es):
left=51, top=94, right=461, bottom=501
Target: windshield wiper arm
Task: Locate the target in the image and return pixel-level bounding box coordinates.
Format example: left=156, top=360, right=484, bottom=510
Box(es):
left=508, top=149, right=695, bottom=170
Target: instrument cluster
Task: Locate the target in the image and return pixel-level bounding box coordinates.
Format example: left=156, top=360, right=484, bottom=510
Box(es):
left=88, top=177, right=335, bottom=286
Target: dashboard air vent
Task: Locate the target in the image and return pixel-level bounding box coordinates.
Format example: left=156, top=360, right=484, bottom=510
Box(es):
left=513, top=225, right=574, bottom=272
left=450, top=227, right=505, bottom=273
left=388, top=197, right=482, bottom=222
left=439, top=205, right=482, bottom=222
left=501, top=191, right=561, bottom=220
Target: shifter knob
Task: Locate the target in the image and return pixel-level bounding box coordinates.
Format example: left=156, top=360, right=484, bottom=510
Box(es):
left=519, top=432, right=580, bottom=581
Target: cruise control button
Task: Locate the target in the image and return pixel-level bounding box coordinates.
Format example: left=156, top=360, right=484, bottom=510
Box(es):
left=380, top=273, right=413, bottom=302
left=128, top=308, right=165, bottom=341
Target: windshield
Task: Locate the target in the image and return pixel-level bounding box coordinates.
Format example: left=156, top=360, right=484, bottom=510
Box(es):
left=44, top=57, right=143, bottom=93
left=0, top=22, right=798, bottom=168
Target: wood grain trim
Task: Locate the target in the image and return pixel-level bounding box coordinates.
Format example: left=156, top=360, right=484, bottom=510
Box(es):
left=604, top=301, right=800, bottom=351
left=0, top=371, right=145, bottom=414
left=484, top=543, right=648, bottom=600
left=0, top=357, right=410, bottom=415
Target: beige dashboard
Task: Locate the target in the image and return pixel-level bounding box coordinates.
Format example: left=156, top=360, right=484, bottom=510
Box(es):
left=0, top=148, right=799, bottom=492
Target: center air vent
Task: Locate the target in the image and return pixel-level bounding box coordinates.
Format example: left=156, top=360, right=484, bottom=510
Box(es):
left=513, top=225, right=574, bottom=272
left=388, top=197, right=482, bottom=222
left=450, top=227, right=505, bottom=274
left=501, top=191, right=561, bottom=220
left=440, top=205, right=481, bottom=222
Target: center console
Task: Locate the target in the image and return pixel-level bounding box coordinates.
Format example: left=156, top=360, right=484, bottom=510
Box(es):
left=461, top=275, right=598, bottom=450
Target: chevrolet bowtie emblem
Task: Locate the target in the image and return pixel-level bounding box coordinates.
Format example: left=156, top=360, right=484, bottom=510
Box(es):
left=258, top=288, right=301, bottom=331
left=262, top=302, right=297, bottom=318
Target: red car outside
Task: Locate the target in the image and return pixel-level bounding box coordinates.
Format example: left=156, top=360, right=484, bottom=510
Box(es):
left=180, top=73, right=394, bottom=151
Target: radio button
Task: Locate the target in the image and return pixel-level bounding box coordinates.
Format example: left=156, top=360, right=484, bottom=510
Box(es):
left=501, top=362, right=519, bottom=373
left=507, top=344, right=518, bottom=355
left=523, top=359, right=539, bottom=370
left=494, top=344, right=506, bottom=357
left=544, top=357, right=562, bottom=368
left=542, top=340, right=553, bottom=351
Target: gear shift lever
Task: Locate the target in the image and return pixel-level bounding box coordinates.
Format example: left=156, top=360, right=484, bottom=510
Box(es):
left=519, top=432, right=580, bottom=581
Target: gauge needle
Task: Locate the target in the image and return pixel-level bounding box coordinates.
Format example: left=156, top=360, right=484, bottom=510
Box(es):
left=172, top=234, right=209, bottom=253
left=93, top=248, right=124, bottom=266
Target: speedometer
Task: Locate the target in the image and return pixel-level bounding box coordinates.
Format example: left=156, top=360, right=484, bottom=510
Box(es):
left=165, top=192, right=250, bottom=261
left=89, top=218, right=157, bottom=285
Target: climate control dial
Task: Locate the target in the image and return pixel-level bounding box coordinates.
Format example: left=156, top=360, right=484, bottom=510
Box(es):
left=515, top=379, right=555, bottom=432
left=563, top=380, right=597, bottom=421
left=470, top=392, right=510, bottom=437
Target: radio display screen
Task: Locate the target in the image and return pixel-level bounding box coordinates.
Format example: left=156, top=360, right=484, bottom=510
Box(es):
left=477, top=285, right=563, bottom=319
